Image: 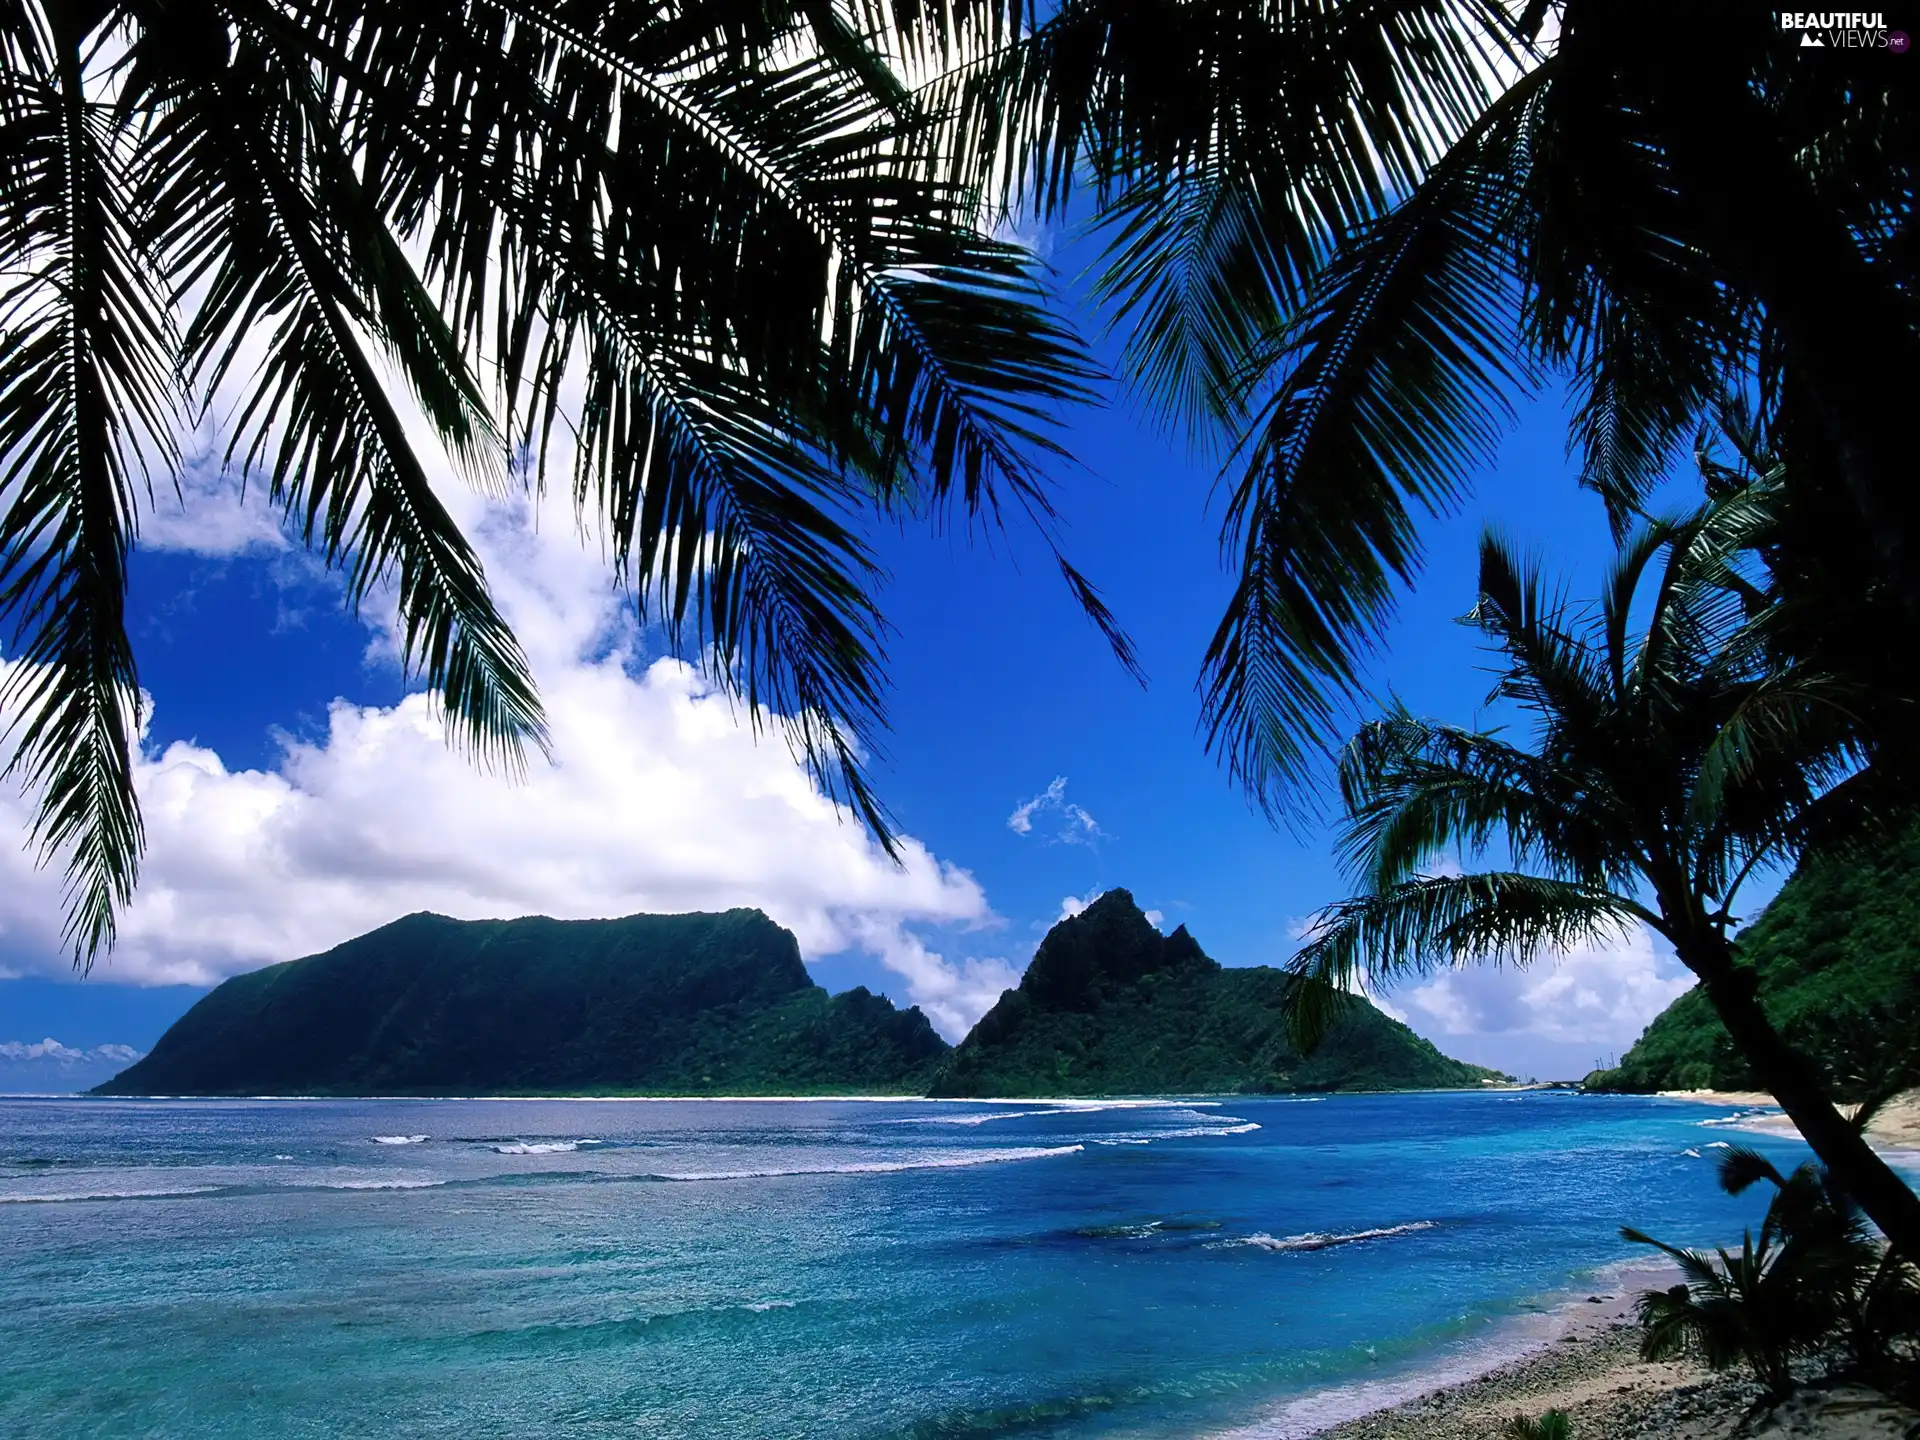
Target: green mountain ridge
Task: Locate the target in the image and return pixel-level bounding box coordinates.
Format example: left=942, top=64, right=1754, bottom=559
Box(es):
left=100, top=892, right=1503, bottom=1099
left=97, top=909, right=949, bottom=1097
left=929, top=890, right=1504, bottom=1097
left=1585, top=825, right=1920, bottom=1099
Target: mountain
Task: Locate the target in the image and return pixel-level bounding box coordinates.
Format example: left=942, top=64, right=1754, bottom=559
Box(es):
left=1, top=1039, right=145, bottom=1095
left=928, top=890, right=1503, bottom=1097
left=96, top=909, right=947, bottom=1097
left=1585, top=825, right=1920, bottom=1098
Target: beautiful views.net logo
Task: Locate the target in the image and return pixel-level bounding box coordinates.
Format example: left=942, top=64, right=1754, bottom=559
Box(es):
left=1776, top=11, right=1910, bottom=49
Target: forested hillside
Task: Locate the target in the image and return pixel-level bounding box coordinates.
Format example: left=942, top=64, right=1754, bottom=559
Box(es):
left=98, top=910, right=948, bottom=1096
left=1586, top=827, right=1920, bottom=1098
left=930, top=891, right=1503, bottom=1097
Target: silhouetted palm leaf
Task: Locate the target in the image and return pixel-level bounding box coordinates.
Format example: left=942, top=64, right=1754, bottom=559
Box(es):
left=0, top=0, right=1111, bottom=960
left=1290, top=481, right=1920, bottom=1250
left=944, top=0, right=1918, bottom=810
left=1625, top=1149, right=1908, bottom=1398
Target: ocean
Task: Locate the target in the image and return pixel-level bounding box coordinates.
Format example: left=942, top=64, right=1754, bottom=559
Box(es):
left=0, top=1091, right=1863, bottom=1437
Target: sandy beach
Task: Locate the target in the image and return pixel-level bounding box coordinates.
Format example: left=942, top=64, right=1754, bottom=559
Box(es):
left=1291, top=1090, right=1920, bottom=1439
left=1301, top=1316, right=1919, bottom=1438
left=1656, top=1088, right=1920, bottom=1154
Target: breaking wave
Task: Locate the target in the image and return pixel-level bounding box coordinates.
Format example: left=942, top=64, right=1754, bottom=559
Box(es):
left=1218, top=1220, right=1438, bottom=1254
left=0, top=1185, right=221, bottom=1204
left=652, top=1145, right=1083, bottom=1182
left=492, top=1140, right=608, bottom=1155
left=318, top=1177, right=448, bottom=1191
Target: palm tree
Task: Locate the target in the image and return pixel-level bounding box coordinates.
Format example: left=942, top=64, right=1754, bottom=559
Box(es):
left=0, top=0, right=1123, bottom=965
left=1285, top=489, right=1920, bottom=1253
left=935, top=0, right=1918, bottom=812
left=1625, top=1145, right=1915, bottom=1401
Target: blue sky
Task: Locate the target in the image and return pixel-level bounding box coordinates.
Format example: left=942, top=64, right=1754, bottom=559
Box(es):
left=0, top=235, right=1731, bottom=1083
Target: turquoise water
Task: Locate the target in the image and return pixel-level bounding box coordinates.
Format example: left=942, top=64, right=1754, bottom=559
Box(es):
left=0, top=1092, right=1839, bottom=1437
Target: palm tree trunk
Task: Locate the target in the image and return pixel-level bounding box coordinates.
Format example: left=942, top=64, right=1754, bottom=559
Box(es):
left=1694, top=959, right=1920, bottom=1256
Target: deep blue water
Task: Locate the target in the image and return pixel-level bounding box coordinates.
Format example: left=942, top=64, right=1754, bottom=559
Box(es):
left=0, top=1092, right=1860, bottom=1438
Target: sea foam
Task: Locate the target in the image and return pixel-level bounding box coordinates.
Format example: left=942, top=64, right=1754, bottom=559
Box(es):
left=492, top=1140, right=607, bottom=1155
left=653, top=1144, right=1083, bottom=1182
left=1220, top=1220, right=1438, bottom=1253
left=0, top=1185, right=222, bottom=1204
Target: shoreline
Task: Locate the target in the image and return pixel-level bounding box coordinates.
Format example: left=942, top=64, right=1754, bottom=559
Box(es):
left=1259, top=1093, right=1920, bottom=1437
left=1281, top=1314, right=1918, bottom=1440
left=1655, top=1087, right=1920, bottom=1158
left=1287, top=1318, right=1759, bottom=1439
left=45, top=1089, right=1505, bottom=1103
left=1207, top=1261, right=1702, bottom=1439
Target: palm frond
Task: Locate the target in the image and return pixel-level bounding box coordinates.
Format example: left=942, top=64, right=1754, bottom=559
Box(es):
left=159, top=34, right=547, bottom=771
left=1518, top=43, right=1745, bottom=533
left=1199, top=68, right=1548, bottom=813
left=1088, top=161, right=1302, bottom=440
left=1332, top=707, right=1626, bottom=893
left=1716, top=1145, right=1789, bottom=1197
left=0, top=9, right=179, bottom=965
left=1287, top=872, right=1642, bottom=1049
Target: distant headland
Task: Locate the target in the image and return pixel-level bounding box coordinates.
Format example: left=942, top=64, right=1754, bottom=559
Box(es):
left=98, top=891, right=1502, bottom=1098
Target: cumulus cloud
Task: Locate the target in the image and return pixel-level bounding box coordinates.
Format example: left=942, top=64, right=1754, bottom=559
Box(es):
left=0, top=472, right=1017, bottom=1038
left=1386, top=927, right=1691, bottom=1046
left=1007, top=776, right=1102, bottom=845
left=0, top=1038, right=82, bottom=1061
left=141, top=455, right=299, bottom=559
left=845, top=919, right=1021, bottom=1040
left=0, top=1038, right=141, bottom=1063
left=1280, top=891, right=1690, bottom=1074
left=1375, top=926, right=1694, bottom=1077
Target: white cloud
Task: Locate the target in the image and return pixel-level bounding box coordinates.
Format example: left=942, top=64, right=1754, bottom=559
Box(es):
left=846, top=919, right=1021, bottom=1041
left=1008, top=777, right=1064, bottom=835
left=0, top=1038, right=142, bottom=1065
left=1278, top=890, right=1687, bottom=1075
left=0, top=1038, right=81, bottom=1061
left=0, top=474, right=1019, bottom=1038
left=1378, top=925, right=1694, bottom=1075
left=1007, top=776, right=1102, bottom=845
left=142, top=453, right=299, bottom=559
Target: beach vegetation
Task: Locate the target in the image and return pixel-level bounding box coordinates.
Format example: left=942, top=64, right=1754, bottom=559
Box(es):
left=1625, top=1145, right=1920, bottom=1403
left=1285, top=475, right=1920, bottom=1254
left=1586, top=822, right=1920, bottom=1101
left=1504, top=1410, right=1571, bottom=1440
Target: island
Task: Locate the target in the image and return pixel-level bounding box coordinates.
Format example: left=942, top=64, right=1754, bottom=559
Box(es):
left=928, top=890, right=1502, bottom=1096
left=96, top=909, right=950, bottom=1096
left=99, top=892, right=1502, bottom=1098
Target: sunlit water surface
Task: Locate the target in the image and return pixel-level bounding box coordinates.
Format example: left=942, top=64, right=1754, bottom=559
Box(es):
left=0, top=1091, right=1852, bottom=1437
